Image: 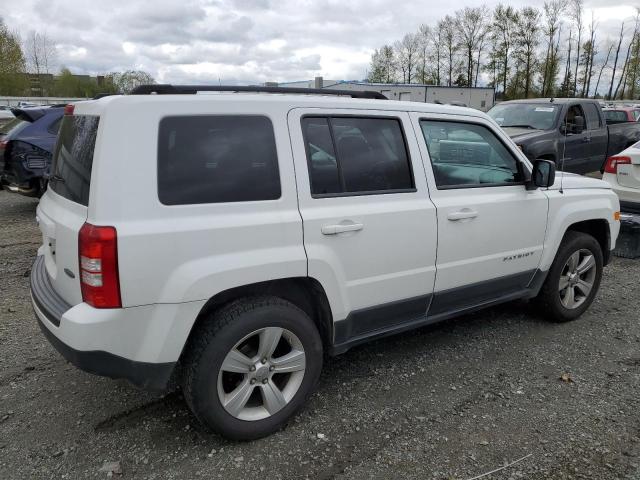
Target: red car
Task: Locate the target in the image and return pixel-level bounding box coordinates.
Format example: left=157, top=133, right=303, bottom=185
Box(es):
left=603, top=107, right=640, bottom=123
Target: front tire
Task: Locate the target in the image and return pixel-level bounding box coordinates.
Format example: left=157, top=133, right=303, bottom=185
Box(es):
left=536, top=231, right=603, bottom=322
left=182, top=296, right=323, bottom=440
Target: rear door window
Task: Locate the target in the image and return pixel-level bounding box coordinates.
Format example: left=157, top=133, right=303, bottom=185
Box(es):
left=157, top=115, right=280, bottom=205
left=301, top=116, right=414, bottom=196
left=50, top=115, right=100, bottom=206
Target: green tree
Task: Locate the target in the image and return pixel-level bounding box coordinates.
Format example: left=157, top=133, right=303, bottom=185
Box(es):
left=0, top=18, right=28, bottom=95
left=368, top=45, right=396, bottom=83
left=489, top=4, right=519, bottom=98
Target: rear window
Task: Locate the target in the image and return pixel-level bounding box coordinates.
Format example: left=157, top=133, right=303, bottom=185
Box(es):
left=157, top=115, right=280, bottom=205
left=50, top=115, right=100, bottom=206
left=604, top=110, right=629, bottom=123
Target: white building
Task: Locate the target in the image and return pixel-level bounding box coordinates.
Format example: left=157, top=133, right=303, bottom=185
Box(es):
left=274, top=78, right=495, bottom=112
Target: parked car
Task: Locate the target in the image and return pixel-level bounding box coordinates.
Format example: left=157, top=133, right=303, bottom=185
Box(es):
left=0, top=106, right=63, bottom=196
left=0, top=105, right=14, bottom=117
left=488, top=98, right=640, bottom=174
left=31, top=86, right=620, bottom=440
left=0, top=106, right=14, bottom=129
left=603, top=107, right=640, bottom=123
left=602, top=143, right=640, bottom=213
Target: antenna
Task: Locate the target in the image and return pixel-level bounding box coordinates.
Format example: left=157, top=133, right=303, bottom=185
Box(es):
left=559, top=110, right=568, bottom=194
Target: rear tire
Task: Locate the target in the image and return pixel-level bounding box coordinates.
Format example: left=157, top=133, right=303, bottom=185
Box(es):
left=536, top=231, right=603, bottom=322
left=182, top=296, right=323, bottom=440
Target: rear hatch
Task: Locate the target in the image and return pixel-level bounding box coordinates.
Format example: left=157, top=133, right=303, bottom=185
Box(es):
left=37, top=109, right=99, bottom=306
left=617, top=145, right=640, bottom=189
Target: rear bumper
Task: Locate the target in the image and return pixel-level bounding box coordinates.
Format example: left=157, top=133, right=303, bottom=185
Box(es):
left=34, top=312, right=175, bottom=391
left=30, top=255, right=177, bottom=391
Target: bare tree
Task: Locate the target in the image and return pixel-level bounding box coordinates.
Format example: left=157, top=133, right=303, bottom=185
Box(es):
left=581, top=12, right=598, bottom=97
left=570, top=0, right=584, bottom=95
left=394, top=33, right=420, bottom=83
left=614, top=13, right=639, bottom=99
left=455, top=7, right=489, bottom=87
left=416, top=24, right=431, bottom=84
left=516, top=7, right=541, bottom=98
left=26, top=31, right=56, bottom=75
left=608, top=22, right=625, bottom=100
left=541, top=0, right=564, bottom=96
left=594, top=42, right=614, bottom=97
left=440, top=16, right=458, bottom=86
left=430, top=22, right=445, bottom=85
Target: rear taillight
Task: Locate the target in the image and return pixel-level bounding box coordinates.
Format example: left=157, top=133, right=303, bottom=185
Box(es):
left=604, top=155, right=631, bottom=174
left=64, top=104, right=75, bottom=116
left=0, top=140, right=8, bottom=159
left=78, top=222, right=121, bottom=308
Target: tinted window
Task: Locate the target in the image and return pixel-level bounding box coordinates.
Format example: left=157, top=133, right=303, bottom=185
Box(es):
left=301, top=116, right=414, bottom=195
left=158, top=116, right=280, bottom=205
left=50, top=115, right=100, bottom=206
left=420, top=120, right=521, bottom=188
left=582, top=103, right=602, bottom=130
left=301, top=117, right=341, bottom=194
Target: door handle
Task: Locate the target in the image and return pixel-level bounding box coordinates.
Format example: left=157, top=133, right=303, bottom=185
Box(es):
left=447, top=209, right=478, bottom=221
left=582, top=136, right=591, bottom=143
left=321, top=222, right=364, bottom=235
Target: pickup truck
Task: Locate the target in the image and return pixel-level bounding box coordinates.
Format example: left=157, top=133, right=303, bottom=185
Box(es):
left=488, top=98, right=640, bottom=174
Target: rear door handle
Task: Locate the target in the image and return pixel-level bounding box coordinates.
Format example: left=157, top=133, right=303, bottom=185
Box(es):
left=321, top=222, right=364, bottom=235
left=583, top=136, right=591, bottom=143
left=447, top=209, right=478, bottom=221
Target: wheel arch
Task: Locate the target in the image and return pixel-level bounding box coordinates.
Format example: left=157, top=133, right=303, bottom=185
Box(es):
left=565, top=219, right=611, bottom=265
left=179, top=277, right=334, bottom=367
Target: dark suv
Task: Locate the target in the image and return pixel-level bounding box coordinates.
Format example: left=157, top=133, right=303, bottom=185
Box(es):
left=0, top=106, right=64, bottom=197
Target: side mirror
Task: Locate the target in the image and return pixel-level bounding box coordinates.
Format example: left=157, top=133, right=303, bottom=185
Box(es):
left=529, top=159, right=556, bottom=189
left=574, top=115, right=585, bottom=133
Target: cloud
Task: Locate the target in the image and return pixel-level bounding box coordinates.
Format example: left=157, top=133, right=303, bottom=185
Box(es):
left=4, top=0, right=638, bottom=87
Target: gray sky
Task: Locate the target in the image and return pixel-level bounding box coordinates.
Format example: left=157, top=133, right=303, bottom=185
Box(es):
left=5, top=0, right=638, bottom=84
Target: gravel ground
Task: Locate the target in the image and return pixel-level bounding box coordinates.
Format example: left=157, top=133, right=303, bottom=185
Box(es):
left=1, top=190, right=639, bottom=480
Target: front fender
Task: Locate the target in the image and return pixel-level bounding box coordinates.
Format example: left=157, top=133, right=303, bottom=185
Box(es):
left=540, top=189, right=620, bottom=270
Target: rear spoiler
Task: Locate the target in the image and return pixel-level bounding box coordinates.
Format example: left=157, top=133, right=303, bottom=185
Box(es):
left=10, top=108, right=47, bottom=123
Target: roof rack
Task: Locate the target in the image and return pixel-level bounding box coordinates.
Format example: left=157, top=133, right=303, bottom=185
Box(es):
left=129, top=84, right=388, bottom=100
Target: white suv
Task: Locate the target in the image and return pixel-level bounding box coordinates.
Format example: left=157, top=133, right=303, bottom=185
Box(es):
left=31, top=86, right=620, bottom=440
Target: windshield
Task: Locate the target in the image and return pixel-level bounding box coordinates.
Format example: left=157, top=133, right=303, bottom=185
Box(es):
left=488, top=103, right=559, bottom=130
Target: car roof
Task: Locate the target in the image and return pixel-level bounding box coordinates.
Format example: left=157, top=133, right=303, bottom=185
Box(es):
left=498, top=98, right=601, bottom=105
left=74, top=93, right=486, bottom=120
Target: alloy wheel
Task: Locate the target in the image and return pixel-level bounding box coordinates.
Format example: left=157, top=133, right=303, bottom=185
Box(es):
left=217, top=327, right=306, bottom=421
left=558, top=248, right=597, bottom=309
